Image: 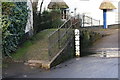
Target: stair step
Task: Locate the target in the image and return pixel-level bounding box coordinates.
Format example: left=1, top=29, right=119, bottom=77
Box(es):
left=26, top=60, right=50, bottom=69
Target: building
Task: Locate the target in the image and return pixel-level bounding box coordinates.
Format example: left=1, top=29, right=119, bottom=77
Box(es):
left=47, top=0, right=69, bottom=19
left=37, top=0, right=120, bottom=25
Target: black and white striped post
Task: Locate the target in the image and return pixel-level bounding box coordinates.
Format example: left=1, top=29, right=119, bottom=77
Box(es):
left=75, top=29, right=80, bottom=57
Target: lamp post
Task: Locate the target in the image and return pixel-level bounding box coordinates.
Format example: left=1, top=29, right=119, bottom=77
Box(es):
left=99, top=0, right=116, bottom=29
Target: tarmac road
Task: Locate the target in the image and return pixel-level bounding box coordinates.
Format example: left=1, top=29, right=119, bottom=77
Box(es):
left=2, top=28, right=120, bottom=79
left=2, top=57, right=119, bottom=78
left=18, top=57, right=118, bottom=78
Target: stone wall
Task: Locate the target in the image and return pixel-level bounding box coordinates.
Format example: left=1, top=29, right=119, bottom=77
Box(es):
left=108, top=24, right=120, bottom=29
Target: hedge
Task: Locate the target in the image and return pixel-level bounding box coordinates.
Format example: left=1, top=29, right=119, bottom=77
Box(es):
left=2, top=2, right=28, bottom=56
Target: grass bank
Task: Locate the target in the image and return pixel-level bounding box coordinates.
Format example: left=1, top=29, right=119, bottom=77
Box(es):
left=11, top=29, right=56, bottom=61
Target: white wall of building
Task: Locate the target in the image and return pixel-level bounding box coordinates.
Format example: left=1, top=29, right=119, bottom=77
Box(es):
left=119, top=1, right=120, bottom=23
left=37, top=0, right=120, bottom=25
left=25, top=0, right=33, bottom=33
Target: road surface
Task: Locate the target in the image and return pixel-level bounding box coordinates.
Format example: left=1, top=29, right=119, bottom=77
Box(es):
left=2, top=28, right=120, bottom=79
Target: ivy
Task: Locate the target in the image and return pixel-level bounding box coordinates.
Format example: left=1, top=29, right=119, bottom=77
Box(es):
left=2, top=2, right=28, bottom=56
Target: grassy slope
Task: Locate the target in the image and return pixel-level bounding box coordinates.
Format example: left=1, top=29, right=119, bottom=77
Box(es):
left=11, top=29, right=56, bottom=61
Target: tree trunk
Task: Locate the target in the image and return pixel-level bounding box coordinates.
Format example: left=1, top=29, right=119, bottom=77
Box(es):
left=32, top=0, right=39, bottom=34
left=32, top=0, right=44, bottom=33
left=39, top=0, right=44, bottom=16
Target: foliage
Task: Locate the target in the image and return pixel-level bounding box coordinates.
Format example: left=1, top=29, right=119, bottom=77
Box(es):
left=41, top=10, right=52, bottom=29
left=34, top=9, right=63, bottom=33
left=42, top=10, right=51, bottom=22
left=2, top=2, right=28, bottom=56
left=50, top=9, right=61, bottom=20
left=81, top=30, right=96, bottom=48
left=50, top=9, right=63, bottom=28
left=52, top=18, right=63, bottom=28
left=42, top=10, right=63, bottom=28
left=2, top=2, right=15, bottom=15
left=80, top=30, right=103, bottom=56
left=81, top=30, right=90, bottom=48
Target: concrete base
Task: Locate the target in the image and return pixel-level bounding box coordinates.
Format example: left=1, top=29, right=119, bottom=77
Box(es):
left=27, top=37, right=75, bottom=69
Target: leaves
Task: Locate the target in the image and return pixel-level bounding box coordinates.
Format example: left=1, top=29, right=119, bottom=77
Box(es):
left=2, top=2, right=28, bottom=56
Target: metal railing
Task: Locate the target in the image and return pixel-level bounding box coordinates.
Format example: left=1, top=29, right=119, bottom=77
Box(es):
left=82, top=15, right=100, bottom=27
left=48, top=16, right=81, bottom=60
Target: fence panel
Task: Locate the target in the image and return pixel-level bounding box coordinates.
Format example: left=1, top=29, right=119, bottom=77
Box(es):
left=48, top=16, right=81, bottom=60
left=82, top=15, right=100, bottom=27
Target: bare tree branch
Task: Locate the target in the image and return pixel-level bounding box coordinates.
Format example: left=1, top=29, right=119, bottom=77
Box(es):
left=39, top=0, right=44, bottom=16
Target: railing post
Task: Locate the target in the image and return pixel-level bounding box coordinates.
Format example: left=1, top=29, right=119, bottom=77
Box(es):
left=83, top=15, right=85, bottom=27
left=91, top=17, right=93, bottom=27
left=48, top=36, right=51, bottom=61
left=66, top=22, right=68, bottom=41
left=58, top=29, right=60, bottom=49
left=99, top=20, right=100, bottom=27
left=71, top=18, right=73, bottom=29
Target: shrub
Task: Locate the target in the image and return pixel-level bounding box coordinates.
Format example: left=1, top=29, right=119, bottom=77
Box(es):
left=2, top=2, right=28, bottom=56
left=50, top=9, right=63, bottom=28
left=36, top=9, right=64, bottom=32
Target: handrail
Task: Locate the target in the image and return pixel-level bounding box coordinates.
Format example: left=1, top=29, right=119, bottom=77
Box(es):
left=82, top=15, right=100, bottom=27
left=48, top=17, right=71, bottom=38
left=48, top=15, right=81, bottom=61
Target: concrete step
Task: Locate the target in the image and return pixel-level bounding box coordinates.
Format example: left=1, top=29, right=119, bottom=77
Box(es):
left=25, top=60, right=50, bottom=69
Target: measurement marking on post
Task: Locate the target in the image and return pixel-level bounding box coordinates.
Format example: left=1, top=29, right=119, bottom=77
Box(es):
left=75, top=29, right=80, bottom=57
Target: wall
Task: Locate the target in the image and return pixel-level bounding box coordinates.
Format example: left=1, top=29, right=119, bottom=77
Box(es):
left=25, top=0, right=33, bottom=35
left=119, top=1, right=120, bottom=24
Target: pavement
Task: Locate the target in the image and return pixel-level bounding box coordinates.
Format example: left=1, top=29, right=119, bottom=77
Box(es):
left=2, top=28, right=120, bottom=79
left=89, top=28, right=119, bottom=58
